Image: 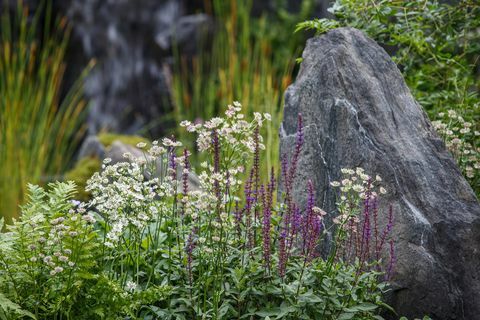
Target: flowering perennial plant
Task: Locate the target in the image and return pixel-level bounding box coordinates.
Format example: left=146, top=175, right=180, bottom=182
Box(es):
left=432, top=110, right=479, bottom=192
left=0, top=182, right=98, bottom=318
left=0, top=103, right=396, bottom=319
left=330, top=169, right=395, bottom=279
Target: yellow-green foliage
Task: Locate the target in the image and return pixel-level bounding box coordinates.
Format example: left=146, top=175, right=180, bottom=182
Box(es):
left=0, top=2, right=90, bottom=222
left=97, top=132, right=150, bottom=148
left=64, top=157, right=101, bottom=201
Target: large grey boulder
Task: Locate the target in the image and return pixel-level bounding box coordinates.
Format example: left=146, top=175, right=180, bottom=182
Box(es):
left=280, top=27, right=480, bottom=319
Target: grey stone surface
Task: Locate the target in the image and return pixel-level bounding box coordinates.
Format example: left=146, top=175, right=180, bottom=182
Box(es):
left=63, top=0, right=188, bottom=137
left=77, top=135, right=105, bottom=160
left=106, top=141, right=144, bottom=165
left=280, top=27, right=480, bottom=319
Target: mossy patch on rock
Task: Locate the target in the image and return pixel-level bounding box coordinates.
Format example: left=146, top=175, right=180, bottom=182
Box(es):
left=97, top=133, right=150, bottom=148
left=64, top=157, right=101, bottom=201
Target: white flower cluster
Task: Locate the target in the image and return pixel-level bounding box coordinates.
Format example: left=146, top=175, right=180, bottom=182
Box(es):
left=331, top=168, right=386, bottom=198
left=432, top=110, right=479, bottom=179
left=87, top=102, right=270, bottom=256
left=86, top=160, right=171, bottom=247
left=180, top=101, right=270, bottom=156
left=330, top=167, right=386, bottom=226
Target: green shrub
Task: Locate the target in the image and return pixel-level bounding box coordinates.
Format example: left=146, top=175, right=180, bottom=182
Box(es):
left=0, top=182, right=98, bottom=319
left=91, top=105, right=394, bottom=318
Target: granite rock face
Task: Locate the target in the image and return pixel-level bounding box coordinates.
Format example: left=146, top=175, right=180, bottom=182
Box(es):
left=280, top=27, right=480, bottom=319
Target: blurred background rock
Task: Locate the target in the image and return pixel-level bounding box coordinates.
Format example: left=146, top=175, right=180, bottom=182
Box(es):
left=4, top=0, right=330, bottom=138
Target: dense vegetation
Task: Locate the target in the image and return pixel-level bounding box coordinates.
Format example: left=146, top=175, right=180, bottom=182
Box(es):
left=0, top=0, right=477, bottom=319
left=0, top=107, right=396, bottom=319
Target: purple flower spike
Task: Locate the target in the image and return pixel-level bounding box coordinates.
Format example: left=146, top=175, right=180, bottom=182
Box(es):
left=302, top=180, right=321, bottom=262
left=168, top=137, right=177, bottom=182
left=180, top=149, right=190, bottom=217
left=185, top=228, right=197, bottom=287
left=379, top=205, right=394, bottom=254
left=262, top=168, right=276, bottom=273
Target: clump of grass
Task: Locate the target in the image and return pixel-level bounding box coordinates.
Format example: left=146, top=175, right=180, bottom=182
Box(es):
left=0, top=1, right=90, bottom=222
left=172, top=0, right=313, bottom=174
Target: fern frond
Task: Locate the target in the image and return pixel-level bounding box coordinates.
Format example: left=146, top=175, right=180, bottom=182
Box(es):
left=0, top=292, right=36, bottom=319
left=47, top=181, right=77, bottom=213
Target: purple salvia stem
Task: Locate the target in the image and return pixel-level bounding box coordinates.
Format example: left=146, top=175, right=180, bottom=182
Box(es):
left=361, top=205, right=371, bottom=263
left=225, top=170, right=231, bottom=195
left=379, top=205, right=394, bottom=254
left=278, top=114, right=304, bottom=276
left=234, top=200, right=242, bottom=237
left=278, top=158, right=290, bottom=277
left=185, top=228, right=197, bottom=288
left=280, top=154, right=293, bottom=238
left=168, top=143, right=177, bottom=183
left=180, top=149, right=190, bottom=217
left=310, top=214, right=322, bottom=261
left=253, top=127, right=261, bottom=199
left=245, top=169, right=254, bottom=249
left=261, top=185, right=271, bottom=271
left=252, top=127, right=261, bottom=246
left=262, top=168, right=276, bottom=272
left=372, top=196, right=380, bottom=261
left=284, top=205, right=300, bottom=277
left=268, top=167, right=276, bottom=202
left=281, top=153, right=289, bottom=194
left=303, top=180, right=321, bottom=262
left=287, top=205, right=301, bottom=256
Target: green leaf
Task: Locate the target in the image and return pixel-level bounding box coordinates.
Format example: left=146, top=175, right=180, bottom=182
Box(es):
left=344, top=302, right=378, bottom=313
left=337, top=312, right=355, bottom=320
left=256, top=308, right=281, bottom=317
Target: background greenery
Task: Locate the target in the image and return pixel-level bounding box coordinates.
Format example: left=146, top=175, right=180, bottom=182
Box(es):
left=0, top=1, right=89, bottom=222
